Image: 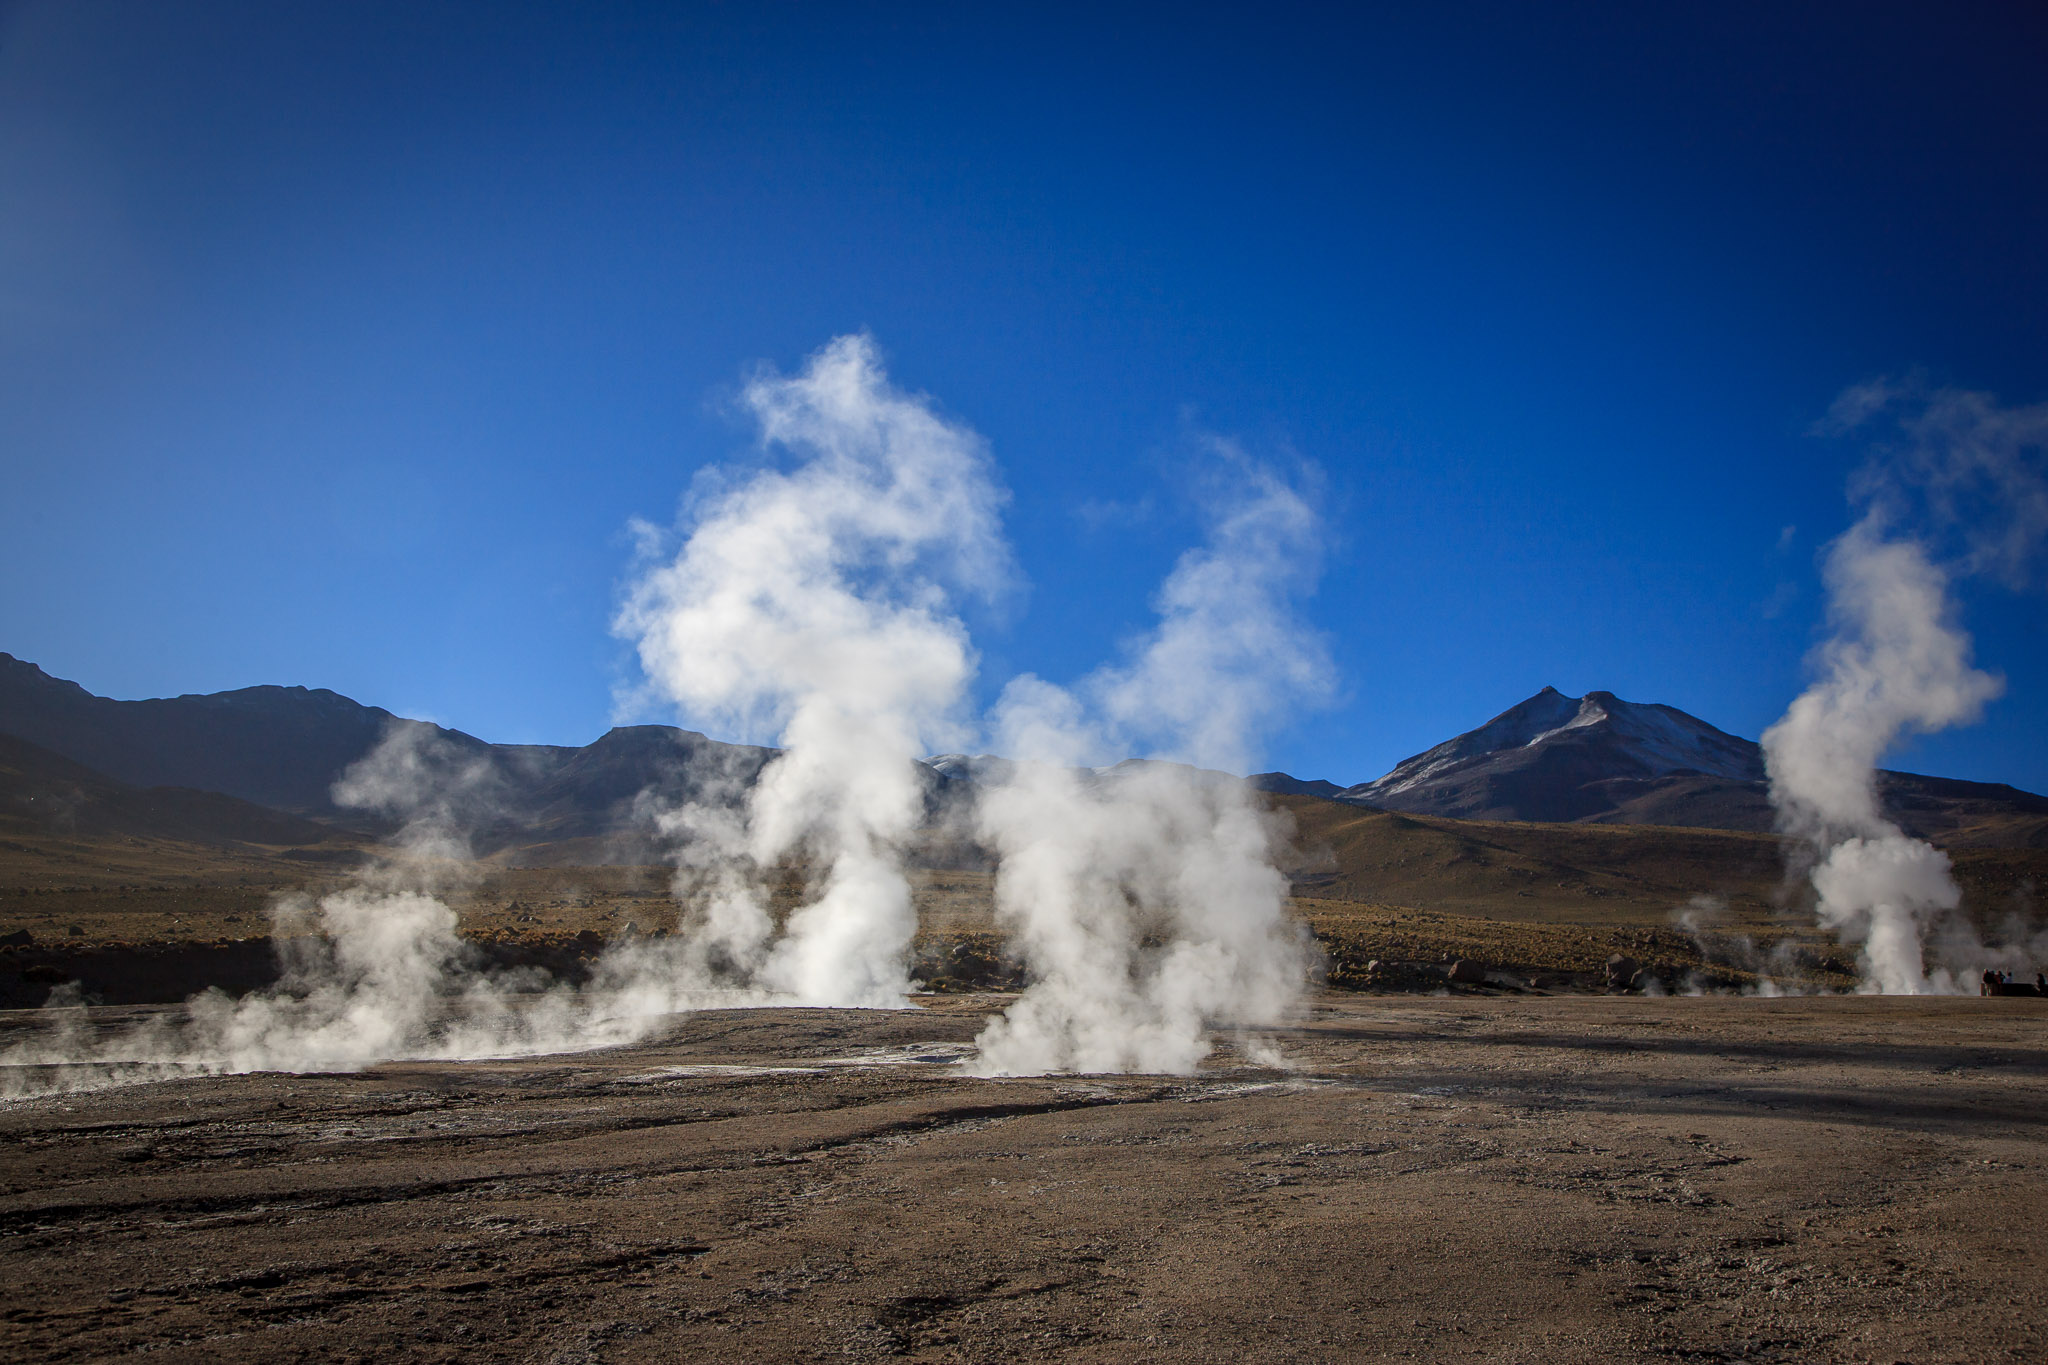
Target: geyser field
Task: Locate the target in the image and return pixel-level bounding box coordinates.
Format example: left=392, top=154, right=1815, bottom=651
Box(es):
left=4, top=830, right=2048, bottom=1362
left=13, top=0, right=2048, bottom=1350
left=5, top=342, right=2046, bottom=1362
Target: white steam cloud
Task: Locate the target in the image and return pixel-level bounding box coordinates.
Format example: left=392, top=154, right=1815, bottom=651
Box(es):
left=4, top=335, right=1333, bottom=1093
left=970, top=457, right=1332, bottom=1074
left=616, top=334, right=1008, bottom=1008
left=1, top=727, right=718, bottom=1097
left=1763, top=382, right=2047, bottom=993
left=616, top=343, right=1333, bottom=1073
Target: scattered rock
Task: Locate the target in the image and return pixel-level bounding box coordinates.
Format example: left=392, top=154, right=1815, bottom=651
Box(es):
left=0, top=929, right=33, bottom=947
left=914, top=937, right=1024, bottom=992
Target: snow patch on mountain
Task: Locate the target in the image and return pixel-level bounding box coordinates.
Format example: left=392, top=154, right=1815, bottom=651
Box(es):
left=1346, top=686, right=1762, bottom=803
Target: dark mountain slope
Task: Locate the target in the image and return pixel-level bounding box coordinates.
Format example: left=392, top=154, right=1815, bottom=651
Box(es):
left=1875, top=771, right=2048, bottom=848
left=489, top=725, right=781, bottom=855
left=0, top=655, right=801, bottom=862
left=0, top=652, right=503, bottom=816
left=1302, top=686, right=2048, bottom=839
left=1249, top=772, right=1346, bottom=798
left=0, top=731, right=352, bottom=849
left=1342, top=687, right=1763, bottom=821
left=0, top=654, right=776, bottom=823
left=13, top=653, right=2043, bottom=858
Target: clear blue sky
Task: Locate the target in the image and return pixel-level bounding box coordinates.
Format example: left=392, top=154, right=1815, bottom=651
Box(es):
left=4, top=2, right=2046, bottom=790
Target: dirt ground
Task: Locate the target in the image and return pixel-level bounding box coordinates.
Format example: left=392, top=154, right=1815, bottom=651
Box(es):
left=0, top=863, right=1873, bottom=1005
left=3, top=993, right=2044, bottom=1364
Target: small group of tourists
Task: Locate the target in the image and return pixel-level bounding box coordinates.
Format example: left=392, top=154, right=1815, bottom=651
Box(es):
left=1979, top=968, right=2048, bottom=997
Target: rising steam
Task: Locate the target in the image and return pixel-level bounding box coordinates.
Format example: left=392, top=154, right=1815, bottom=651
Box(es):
left=1, top=726, right=715, bottom=1097
left=969, top=458, right=1332, bottom=1074
left=1763, top=382, right=2047, bottom=993
left=615, top=344, right=1333, bottom=1072
left=616, top=334, right=1008, bottom=1008
left=5, top=335, right=1333, bottom=1094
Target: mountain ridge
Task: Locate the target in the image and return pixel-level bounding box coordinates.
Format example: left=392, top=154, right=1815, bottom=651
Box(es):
left=0, top=729, right=357, bottom=851
left=6, top=656, right=2043, bottom=851
left=0, top=653, right=790, bottom=860
left=1254, top=685, right=2048, bottom=843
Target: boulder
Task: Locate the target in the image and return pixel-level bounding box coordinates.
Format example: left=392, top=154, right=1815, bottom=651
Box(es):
left=1605, top=953, right=1640, bottom=992
left=1446, top=959, right=1488, bottom=985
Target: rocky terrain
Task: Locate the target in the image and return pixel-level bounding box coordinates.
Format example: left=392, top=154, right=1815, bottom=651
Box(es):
left=2, top=994, right=2043, bottom=1363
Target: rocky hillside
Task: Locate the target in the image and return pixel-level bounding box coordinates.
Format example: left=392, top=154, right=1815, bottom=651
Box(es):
left=1256, top=686, right=2048, bottom=842
left=0, top=654, right=973, bottom=862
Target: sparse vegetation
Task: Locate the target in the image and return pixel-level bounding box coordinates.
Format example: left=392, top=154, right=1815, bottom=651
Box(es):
left=3, top=790, right=2042, bottom=1002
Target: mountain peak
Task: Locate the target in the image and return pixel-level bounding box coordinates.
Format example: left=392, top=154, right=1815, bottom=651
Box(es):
left=1339, top=687, right=1766, bottom=822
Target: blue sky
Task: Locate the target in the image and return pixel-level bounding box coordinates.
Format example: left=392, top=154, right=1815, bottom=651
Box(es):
left=4, top=2, right=2046, bottom=789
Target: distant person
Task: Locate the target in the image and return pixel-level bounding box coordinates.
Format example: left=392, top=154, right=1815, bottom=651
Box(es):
left=2036, top=972, right=2046, bottom=996
left=1983, top=968, right=1999, bottom=997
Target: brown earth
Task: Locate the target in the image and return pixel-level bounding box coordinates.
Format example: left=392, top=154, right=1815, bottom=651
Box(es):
left=3, top=802, right=2045, bottom=1361
left=7, top=796, right=2047, bottom=1005
left=1268, top=793, right=2048, bottom=931
left=0, top=874, right=1861, bottom=1009
left=3, top=994, right=2045, bottom=1363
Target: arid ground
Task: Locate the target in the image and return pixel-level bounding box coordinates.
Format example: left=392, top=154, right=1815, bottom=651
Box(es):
left=3, top=993, right=2045, bottom=1364
left=5, top=799, right=2047, bottom=1362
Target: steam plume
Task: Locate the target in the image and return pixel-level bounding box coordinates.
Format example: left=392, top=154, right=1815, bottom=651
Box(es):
left=5, top=336, right=1335, bottom=1092
left=970, top=458, right=1331, bottom=1074
left=1, top=727, right=703, bottom=1097
left=1763, top=382, right=2046, bottom=993
left=616, top=334, right=1009, bottom=1007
